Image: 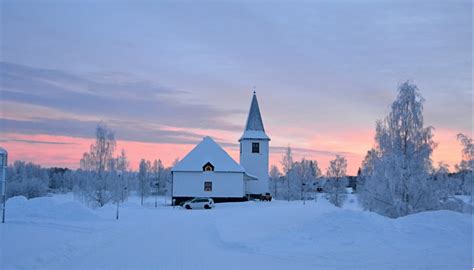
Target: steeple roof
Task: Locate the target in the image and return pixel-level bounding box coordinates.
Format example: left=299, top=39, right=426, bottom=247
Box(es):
left=240, top=92, right=270, bottom=141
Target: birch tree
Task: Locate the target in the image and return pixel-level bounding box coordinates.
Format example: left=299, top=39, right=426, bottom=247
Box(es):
left=269, top=165, right=281, bottom=198
left=152, top=159, right=166, bottom=193
left=76, top=123, right=117, bottom=207
left=358, top=82, right=439, bottom=217
left=115, top=149, right=130, bottom=202
left=325, top=155, right=348, bottom=207
left=455, top=133, right=473, bottom=195
left=290, top=159, right=321, bottom=202
left=280, top=145, right=294, bottom=201
left=138, top=159, right=151, bottom=206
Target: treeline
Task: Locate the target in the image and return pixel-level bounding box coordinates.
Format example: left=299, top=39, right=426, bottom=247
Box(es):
left=5, top=124, right=176, bottom=208
left=269, top=149, right=351, bottom=208
left=269, top=82, right=473, bottom=218
left=6, top=162, right=73, bottom=199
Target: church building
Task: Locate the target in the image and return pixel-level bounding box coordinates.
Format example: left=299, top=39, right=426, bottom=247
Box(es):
left=171, top=92, right=270, bottom=204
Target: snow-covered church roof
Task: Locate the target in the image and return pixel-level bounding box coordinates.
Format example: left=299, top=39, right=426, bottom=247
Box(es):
left=172, top=136, right=245, bottom=173
left=239, top=92, right=270, bottom=141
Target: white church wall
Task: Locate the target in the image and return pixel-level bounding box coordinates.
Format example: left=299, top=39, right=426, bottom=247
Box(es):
left=173, top=171, right=245, bottom=198
left=240, top=139, right=269, bottom=195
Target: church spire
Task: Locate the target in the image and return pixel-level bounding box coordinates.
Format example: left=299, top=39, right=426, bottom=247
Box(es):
left=244, top=91, right=265, bottom=132
left=239, top=91, right=270, bottom=141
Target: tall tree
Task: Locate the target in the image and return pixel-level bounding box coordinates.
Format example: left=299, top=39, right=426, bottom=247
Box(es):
left=77, top=123, right=117, bottom=207
left=455, top=133, right=473, bottom=195
left=116, top=149, right=130, bottom=172
left=358, top=82, right=439, bottom=217
left=280, top=145, right=294, bottom=201
left=357, top=150, right=378, bottom=195
left=152, top=159, right=166, bottom=192
left=325, top=155, right=348, bottom=207
left=138, top=159, right=151, bottom=206
left=290, top=159, right=321, bottom=202
left=115, top=149, right=129, bottom=202
left=269, top=165, right=281, bottom=197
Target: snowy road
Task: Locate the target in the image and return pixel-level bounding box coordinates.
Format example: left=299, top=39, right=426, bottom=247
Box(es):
left=1, top=194, right=472, bottom=270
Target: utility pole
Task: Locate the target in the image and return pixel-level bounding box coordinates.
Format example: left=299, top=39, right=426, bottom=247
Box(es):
left=116, top=171, right=122, bottom=220
left=287, top=173, right=290, bottom=202
left=0, top=148, right=8, bottom=223
left=154, top=181, right=159, bottom=208
left=302, top=183, right=306, bottom=205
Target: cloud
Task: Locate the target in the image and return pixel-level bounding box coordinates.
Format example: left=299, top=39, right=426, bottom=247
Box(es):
left=0, top=117, right=210, bottom=145
left=271, top=145, right=359, bottom=158
left=218, top=141, right=358, bottom=158
left=0, top=138, right=77, bottom=145
left=0, top=62, right=245, bottom=133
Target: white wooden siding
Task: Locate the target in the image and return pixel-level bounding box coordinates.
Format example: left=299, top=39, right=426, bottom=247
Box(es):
left=172, top=171, right=245, bottom=198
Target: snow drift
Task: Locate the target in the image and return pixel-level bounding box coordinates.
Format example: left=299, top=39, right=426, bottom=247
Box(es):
left=0, top=195, right=471, bottom=270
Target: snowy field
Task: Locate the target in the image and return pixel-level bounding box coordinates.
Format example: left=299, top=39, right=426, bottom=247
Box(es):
left=0, top=194, right=472, bottom=270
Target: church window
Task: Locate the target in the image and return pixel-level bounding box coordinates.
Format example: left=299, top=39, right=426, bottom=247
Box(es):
left=252, top=142, right=260, bottom=153
left=204, top=181, right=212, bottom=192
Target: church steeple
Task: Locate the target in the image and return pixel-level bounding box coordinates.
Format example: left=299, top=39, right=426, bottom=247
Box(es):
left=239, top=91, right=270, bottom=195
left=239, top=92, right=270, bottom=141
left=244, top=92, right=265, bottom=132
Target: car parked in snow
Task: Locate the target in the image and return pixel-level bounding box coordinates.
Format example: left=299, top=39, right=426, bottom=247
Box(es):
left=260, top=193, right=272, bottom=201
left=183, top=198, right=214, bottom=209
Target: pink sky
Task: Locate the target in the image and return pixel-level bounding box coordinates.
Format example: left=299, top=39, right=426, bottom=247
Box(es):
left=2, top=128, right=464, bottom=175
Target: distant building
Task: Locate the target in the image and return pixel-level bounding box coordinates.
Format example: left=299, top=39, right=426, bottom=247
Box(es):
left=171, top=92, right=270, bottom=204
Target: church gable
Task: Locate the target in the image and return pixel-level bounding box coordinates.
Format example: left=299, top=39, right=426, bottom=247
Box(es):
left=172, top=136, right=244, bottom=173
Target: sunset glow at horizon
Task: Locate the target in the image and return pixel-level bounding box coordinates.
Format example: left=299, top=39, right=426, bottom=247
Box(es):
left=0, top=1, right=471, bottom=175
left=0, top=126, right=466, bottom=176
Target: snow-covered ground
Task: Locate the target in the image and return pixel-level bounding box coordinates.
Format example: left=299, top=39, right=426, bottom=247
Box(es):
left=0, top=194, right=472, bottom=270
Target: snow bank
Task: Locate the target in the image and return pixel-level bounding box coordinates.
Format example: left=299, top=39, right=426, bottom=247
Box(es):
left=215, top=200, right=471, bottom=270
left=6, top=195, right=99, bottom=221
left=1, top=195, right=471, bottom=270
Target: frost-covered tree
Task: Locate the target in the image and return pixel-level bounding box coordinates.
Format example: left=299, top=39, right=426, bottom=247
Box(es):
left=269, top=165, right=281, bottom=197
left=430, top=162, right=464, bottom=211
left=151, top=159, right=166, bottom=193
left=454, top=133, right=473, bottom=195
left=356, top=150, right=378, bottom=194
left=48, top=167, right=70, bottom=191
left=116, top=149, right=130, bottom=172
left=76, top=123, right=117, bottom=207
left=113, top=149, right=130, bottom=202
left=325, top=155, right=348, bottom=207
left=309, top=160, right=323, bottom=201
left=358, top=82, right=440, bottom=217
left=289, top=159, right=321, bottom=202
left=138, top=159, right=151, bottom=206
left=456, top=133, right=473, bottom=170
left=59, top=169, right=78, bottom=191
left=6, top=161, right=49, bottom=199
left=172, top=158, right=180, bottom=167
left=280, top=145, right=294, bottom=201
left=275, top=148, right=323, bottom=201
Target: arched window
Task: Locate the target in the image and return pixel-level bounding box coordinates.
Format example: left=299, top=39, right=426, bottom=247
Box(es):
left=202, top=162, right=214, bottom=172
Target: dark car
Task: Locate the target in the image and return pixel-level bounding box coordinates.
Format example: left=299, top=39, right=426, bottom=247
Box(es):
left=260, top=193, right=272, bottom=201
